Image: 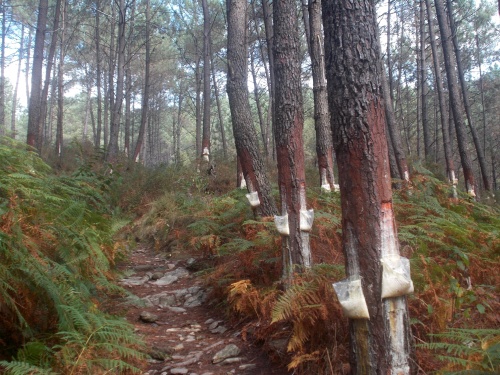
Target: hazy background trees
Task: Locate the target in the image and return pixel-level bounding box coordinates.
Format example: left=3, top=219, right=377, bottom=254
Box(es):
left=0, top=0, right=499, bottom=193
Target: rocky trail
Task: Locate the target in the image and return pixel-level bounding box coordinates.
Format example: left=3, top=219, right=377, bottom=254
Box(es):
left=116, top=246, right=290, bottom=375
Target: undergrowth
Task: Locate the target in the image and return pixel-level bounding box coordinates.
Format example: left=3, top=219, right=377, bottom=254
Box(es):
left=0, top=137, right=145, bottom=374
left=179, top=166, right=499, bottom=374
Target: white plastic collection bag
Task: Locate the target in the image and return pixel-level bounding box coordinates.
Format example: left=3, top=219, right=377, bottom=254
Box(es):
left=332, top=278, right=370, bottom=319
left=299, top=209, right=314, bottom=231
left=380, top=255, right=414, bottom=299
left=274, top=214, right=289, bottom=236
left=245, top=191, right=261, bottom=207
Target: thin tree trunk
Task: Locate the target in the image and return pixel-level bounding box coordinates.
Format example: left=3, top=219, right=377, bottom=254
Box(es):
left=27, top=0, right=48, bottom=150
left=133, top=0, right=150, bottom=162
left=261, top=0, right=276, bottom=159
left=210, top=50, right=227, bottom=158
left=11, top=25, right=24, bottom=139
left=195, top=58, right=202, bottom=158
left=446, top=0, right=490, bottom=191
left=55, top=0, right=66, bottom=160
left=227, top=0, right=278, bottom=218
left=322, top=0, right=415, bottom=371
left=249, top=44, right=268, bottom=157
left=108, top=0, right=126, bottom=161
left=249, top=1, right=270, bottom=157
left=25, top=28, right=31, bottom=107
left=425, top=0, right=456, bottom=189
left=95, top=0, right=102, bottom=148
left=308, top=0, right=337, bottom=191
left=274, top=0, right=311, bottom=275
left=420, top=0, right=431, bottom=160
left=434, top=0, right=476, bottom=197
left=201, top=0, right=211, bottom=162
left=0, top=0, right=6, bottom=136
left=39, top=0, right=62, bottom=148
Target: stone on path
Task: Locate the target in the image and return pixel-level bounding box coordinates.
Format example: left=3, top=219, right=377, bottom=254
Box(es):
left=169, top=368, right=188, bottom=374
left=140, top=311, right=159, bottom=323
left=212, top=344, right=241, bottom=364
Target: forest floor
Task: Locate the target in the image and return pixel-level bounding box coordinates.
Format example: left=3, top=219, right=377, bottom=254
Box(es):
left=113, top=245, right=290, bottom=375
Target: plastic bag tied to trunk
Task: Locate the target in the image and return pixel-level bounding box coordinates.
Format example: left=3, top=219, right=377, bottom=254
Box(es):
left=332, top=278, right=370, bottom=319
left=380, top=255, right=414, bottom=299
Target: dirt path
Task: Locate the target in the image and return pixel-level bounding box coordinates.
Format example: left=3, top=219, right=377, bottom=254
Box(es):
left=116, top=246, right=289, bottom=375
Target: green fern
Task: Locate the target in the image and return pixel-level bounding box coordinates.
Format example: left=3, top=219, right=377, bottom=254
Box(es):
left=420, top=328, right=500, bottom=373
left=0, top=137, right=145, bottom=373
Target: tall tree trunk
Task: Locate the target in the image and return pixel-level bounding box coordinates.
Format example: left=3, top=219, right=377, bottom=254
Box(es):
left=381, top=66, right=410, bottom=182
left=27, top=0, right=48, bottom=151
left=210, top=50, right=227, bottom=159
left=250, top=1, right=270, bottom=157
left=249, top=44, right=268, bottom=157
left=124, top=0, right=135, bottom=158
left=261, top=0, right=276, bottom=159
left=274, top=0, right=311, bottom=276
left=0, top=0, right=6, bottom=136
left=55, top=0, right=66, bottom=160
left=108, top=0, right=126, bottom=161
left=39, top=0, right=62, bottom=148
left=425, top=0, right=456, bottom=190
left=95, top=0, right=102, bottom=148
left=308, top=0, right=337, bottom=191
left=25, top=28, right=31, bottom=107
left=322, top=0, right=415, bottom=372
left=446, top=0, right=490, bottom=192
left=11, top=25, right=24, bottom=139
left=133, top=0, right=150, bottom=162
left=201, top=0, right=211, bottom=162
left=195, top=58, right=202, bottom=158
left=434, top=0, right=476, bottom=197
left=419, top=0, right=431, bottom=160
left=226, top=0, right=278, bottom=218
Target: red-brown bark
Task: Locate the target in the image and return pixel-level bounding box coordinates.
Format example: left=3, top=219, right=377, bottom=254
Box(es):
left=322, top=0, right=415, bottom=371
left=274, top=0, right=311, bottom=273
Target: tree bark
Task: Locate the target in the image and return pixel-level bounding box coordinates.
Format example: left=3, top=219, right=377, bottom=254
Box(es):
left=226, top=0, right=277, bottom=218
left=425, top=0, right=456, bottom=188
left=210, top=49, right=227, bottom=159
left=11, top=24, right=24, bottom=139
left=201, top=0, right=211, bottom=162
left=419, top=0, right=431, bottom=160
left=55, top=0, right=66, bottom=160
left=94, top=0, right=102, bottom=148
left=27, top=0, right=48, bottom=151
left=261, top=0, right=276, bottom=159
left=434, top=0, right=476, bottom=197
left=0, top=0, right=6, bottom=136
left=133, top=0, right=150, bottom=162
left=107, top=0, right=126, bottom=161
left=39, top=0, right=62, bottom=147
left=322, top=0, right=415, bottom=372
left=308, top=0, right=337, bottom=191
left=274, top=0, right=311, bottom=274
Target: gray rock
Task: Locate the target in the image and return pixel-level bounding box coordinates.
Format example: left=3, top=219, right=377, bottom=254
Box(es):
left=159, top=295, right=177, bottom=307
left=166, top=306, right=187, bottom=313
left=238, top=364, right=257, bottom=370
left=219, top=357, right=244, bottom=365
left=208, top=321, right=221, bottom=330
left=170, top=368, right=188, bottom=374
left=151, top=272, right=165, bottom=280
left=210, top=325, right=227, bottom=334
left=152, top=274, right=179, bottom=286
left=148, top=344, right=173, bottom=361
left=140, top=311, right=159, bottom=323
left=120, top=275, right=150, bottom=286
left=212, top=344, right=241, bottom=364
